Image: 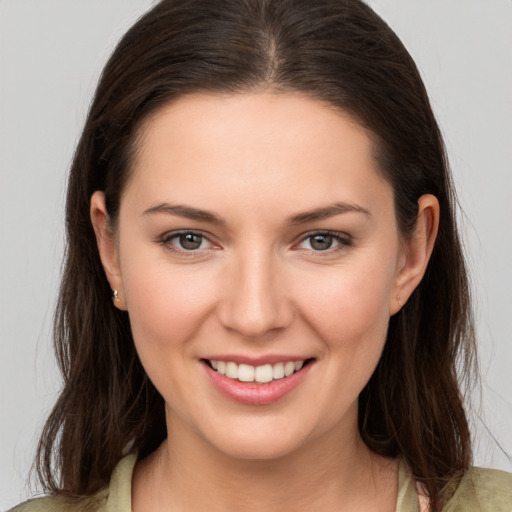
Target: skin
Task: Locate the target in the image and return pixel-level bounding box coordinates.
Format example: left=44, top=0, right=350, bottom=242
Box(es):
left=91, top=92, right=439, bottom=512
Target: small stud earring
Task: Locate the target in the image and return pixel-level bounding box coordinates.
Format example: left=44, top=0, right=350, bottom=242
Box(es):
left=112, top=290, right=119, bottom=302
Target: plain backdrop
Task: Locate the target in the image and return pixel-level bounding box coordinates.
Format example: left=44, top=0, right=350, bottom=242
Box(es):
left=1, top=0, right=511, bottom=509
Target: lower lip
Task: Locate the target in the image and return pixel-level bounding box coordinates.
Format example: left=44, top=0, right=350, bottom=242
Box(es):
left=203, top=361, right=313, bottom=406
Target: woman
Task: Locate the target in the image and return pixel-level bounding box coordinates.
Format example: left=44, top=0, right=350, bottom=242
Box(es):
left=10, top=0, right=511, bottom=511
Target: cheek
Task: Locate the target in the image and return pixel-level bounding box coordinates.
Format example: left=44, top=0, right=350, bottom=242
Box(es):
left=119, top=257, right=220, bottom=418
left=120, top=248, right=216, bottom=353
left=295, top=263, right=395, bottom=423
left=295, top=256, right=396, bottom=389
left=302, top=262, right=394, bottom=337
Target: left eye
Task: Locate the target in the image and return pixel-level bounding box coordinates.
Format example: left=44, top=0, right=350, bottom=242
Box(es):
left=166, top=232, right=210, bottom=251
left=298, top=232, right=350, bottom=251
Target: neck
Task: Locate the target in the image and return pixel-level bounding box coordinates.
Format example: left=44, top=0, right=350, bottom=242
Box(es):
left=132, top=410, right=397, bottom=512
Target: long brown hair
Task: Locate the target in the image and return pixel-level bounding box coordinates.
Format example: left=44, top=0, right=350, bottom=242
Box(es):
left=37, top=1, right=476, bottom=509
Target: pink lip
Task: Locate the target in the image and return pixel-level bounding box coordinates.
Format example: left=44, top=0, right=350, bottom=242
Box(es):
left=202, top=360, right=313, bottom=406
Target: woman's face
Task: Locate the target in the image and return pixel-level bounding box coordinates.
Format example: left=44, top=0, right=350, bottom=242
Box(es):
left=93, top=92, right=434, bottom=460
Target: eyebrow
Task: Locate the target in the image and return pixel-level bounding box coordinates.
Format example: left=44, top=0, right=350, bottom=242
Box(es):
left=142, top=201, right=371, bottom=226
left=288, top=202, right=371, bottom=224
left=142, top=203, right=226, bottom=226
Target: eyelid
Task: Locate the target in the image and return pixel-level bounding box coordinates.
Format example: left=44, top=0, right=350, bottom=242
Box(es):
left=158, top=229, right=219, bottom=254
left=294, top=230, right=353, bottom=252
left=156, top=229, right=352, bottom=255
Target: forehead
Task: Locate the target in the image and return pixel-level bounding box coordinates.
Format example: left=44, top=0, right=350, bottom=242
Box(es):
left=136, top=91, right=374, bottom=165
left=124, top=92, right=393, bottom=219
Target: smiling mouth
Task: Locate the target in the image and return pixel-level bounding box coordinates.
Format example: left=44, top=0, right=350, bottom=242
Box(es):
left=203, top=358, right=314, bottom=384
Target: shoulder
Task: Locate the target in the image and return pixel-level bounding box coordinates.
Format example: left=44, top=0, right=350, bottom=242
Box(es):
left=445, top=466, right=512, bottom=511
left=7, top=453, right=136, bottom=512
left=6, top=491, right=107, bottom=512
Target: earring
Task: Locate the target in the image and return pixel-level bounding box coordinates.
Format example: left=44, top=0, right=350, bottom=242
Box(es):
left=112, top=289, right=119, bottom=302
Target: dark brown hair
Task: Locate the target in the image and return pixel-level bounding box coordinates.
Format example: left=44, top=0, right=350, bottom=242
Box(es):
left=37, top=0, right=476, bottom=509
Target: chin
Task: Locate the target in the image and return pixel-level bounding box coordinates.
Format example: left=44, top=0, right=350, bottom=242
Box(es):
left=198, top=417, right=315, bottom=462
left=214, top=436, right=306, bottom=461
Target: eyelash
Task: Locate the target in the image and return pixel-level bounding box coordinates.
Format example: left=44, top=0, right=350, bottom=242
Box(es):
left=158, top=230, right=217, bottom=256
left=158, top=230, right=353, bottom=255
left=295, top=230, right=353, bottom=254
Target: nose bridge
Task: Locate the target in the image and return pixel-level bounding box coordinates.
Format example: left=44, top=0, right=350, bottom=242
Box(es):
left=218, top=242, right=292, bottom=338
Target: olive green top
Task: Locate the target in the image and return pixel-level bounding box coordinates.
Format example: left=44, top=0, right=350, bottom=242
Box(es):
left=8, top=454, right=512, bottom=511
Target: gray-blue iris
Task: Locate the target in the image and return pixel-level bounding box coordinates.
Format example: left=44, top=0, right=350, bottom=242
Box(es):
left=310, top=234, right=333, bottom=251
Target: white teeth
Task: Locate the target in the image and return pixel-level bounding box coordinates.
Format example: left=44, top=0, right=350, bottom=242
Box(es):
left=208, top=359, right=307, bottom=383
left=272, top=362, right=285, bottom=380
left=284, top=361, right=296, bottom=377
left=238, top=364, right=255, bottom=382
left=226, top=361, right=238, bottom=379
left=255, top=364, right=273, bottom=383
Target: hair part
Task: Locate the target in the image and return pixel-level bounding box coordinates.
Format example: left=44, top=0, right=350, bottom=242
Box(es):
left=37, top=1, right=476, bottom=509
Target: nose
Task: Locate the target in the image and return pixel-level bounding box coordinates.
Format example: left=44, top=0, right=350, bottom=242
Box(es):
left=217, top=249, right=294, bottom=340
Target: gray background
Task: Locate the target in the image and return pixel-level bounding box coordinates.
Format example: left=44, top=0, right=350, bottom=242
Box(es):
left=1, top=0, right=511, bottom=509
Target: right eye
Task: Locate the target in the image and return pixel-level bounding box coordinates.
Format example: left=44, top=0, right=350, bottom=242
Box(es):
left=161, top=231, right=213, bottom=252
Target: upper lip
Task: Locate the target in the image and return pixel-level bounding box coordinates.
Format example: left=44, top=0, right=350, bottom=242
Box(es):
left=201, top=354, right=313, bottom=366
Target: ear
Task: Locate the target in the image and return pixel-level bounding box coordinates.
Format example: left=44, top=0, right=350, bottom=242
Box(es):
left=390, top=194, right=440, bottom=315
left=90, top=191, right=127, bottom=310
